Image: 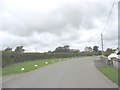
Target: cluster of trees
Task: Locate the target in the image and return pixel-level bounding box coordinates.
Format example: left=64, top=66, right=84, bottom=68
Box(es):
left=53, top=45, right=80, bottom=53
left=4, top=46, right=25, bottom=53
left=93, top=46, right=99, bottom=52
left=53, top=45, right=100, bottom=53
left=2, top=45, right=102, bottom=67
left=104, top=48, right=116, bottom=56
left=54, top=45, right=70, bottom=52
left=3, top=45, right=100, bottom=53
left=92, top=46, right=117, bottom=56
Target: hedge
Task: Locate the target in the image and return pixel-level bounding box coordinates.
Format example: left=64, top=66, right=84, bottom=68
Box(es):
left=2, top=51, right=101, bottom=67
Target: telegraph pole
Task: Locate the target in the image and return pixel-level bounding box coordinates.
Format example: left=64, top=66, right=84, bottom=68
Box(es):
left=100, top=0, right=115, bottom=57
left=36, top=48, right=37, bottom=53
left=101, top=34, right=104, bottom=56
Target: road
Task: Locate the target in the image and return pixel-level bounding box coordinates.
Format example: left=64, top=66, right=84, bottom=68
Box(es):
left=2, top=56, right=118, bottom=88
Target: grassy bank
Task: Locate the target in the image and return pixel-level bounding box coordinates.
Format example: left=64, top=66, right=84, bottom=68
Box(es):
left=2, top=58, right=70, bottom=75
left=0, top=68, right=1, bottom=75
left=96, top=66, right=119, bottom=85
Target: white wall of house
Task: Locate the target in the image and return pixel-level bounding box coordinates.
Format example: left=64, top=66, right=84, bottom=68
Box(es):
left=85, top=47, right=92, bottom=52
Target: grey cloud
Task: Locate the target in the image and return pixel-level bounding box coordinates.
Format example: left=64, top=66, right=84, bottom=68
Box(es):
left=0, top=0, right=118, bottom=52
left=1, top=0, right=114, bottom=36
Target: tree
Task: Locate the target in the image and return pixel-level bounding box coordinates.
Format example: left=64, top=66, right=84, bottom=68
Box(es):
left=4, top=47, right=12, bottom=52
left=54, top=46, right=63, bottom=52
left=48, top=51, right=52, bottom=53
left=93, top=46, right=99, bottom=52
left=15, top=46, right=25, bottom=53
left=105, top=48, right=114, bottom=56
left=63, top=45, right=70, bottom=52
left=54, top=45, right=70, bottom=53
left=63, top=45, right=70, bottom=49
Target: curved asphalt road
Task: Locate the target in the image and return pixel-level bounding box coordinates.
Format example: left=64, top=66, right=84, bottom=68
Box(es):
left=2, top=56, right=118, bottom=88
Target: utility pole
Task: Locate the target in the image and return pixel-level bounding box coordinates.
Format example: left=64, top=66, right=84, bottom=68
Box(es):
left=101, top=34, right=104, bottom=56
left=36, top=48, right=37, bottom=53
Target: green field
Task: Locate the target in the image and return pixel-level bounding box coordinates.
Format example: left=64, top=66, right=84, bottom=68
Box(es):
left=97, top=66, right=119, bottom=85
left=2, top=58, right=70, bottom=75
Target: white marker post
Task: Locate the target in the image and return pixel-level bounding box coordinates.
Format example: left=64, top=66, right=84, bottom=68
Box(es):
left=21, top=68, right=24, bottom=71
left=34, top=65, right=38, bottom=67
left=46, top=62, right=48, bottom=64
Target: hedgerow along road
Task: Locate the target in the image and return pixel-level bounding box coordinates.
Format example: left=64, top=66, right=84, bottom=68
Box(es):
left=2, top=56, right=118, bottom=88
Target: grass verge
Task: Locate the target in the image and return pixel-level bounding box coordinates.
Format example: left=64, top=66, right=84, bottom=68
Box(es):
left=2, top=58, right=70, bottom=75
left=96, top=66, right=119, bottom=85
left=0, top=67, right=2, bottom=75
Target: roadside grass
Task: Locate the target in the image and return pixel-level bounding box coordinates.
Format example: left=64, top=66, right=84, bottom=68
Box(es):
left=2, top=58, right=70, bottom=75
left=0, top=67, right=2, bottom=75
left=96, top=66, right=119, bottom=85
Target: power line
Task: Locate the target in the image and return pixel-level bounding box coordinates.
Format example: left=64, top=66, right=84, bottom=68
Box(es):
left=102, top=0, right=116, bottom=34
left=101, top=0, right=116, bottom=56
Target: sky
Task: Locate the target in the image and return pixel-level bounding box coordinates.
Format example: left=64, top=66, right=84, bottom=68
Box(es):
left=0, top=0, right=119, bottom=52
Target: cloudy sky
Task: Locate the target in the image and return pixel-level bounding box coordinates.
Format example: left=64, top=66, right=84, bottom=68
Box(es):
left=0, top=0, right=119, bottom=52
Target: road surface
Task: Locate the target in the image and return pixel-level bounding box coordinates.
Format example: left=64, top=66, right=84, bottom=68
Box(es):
left=2, top=56, right=118, bottom=88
